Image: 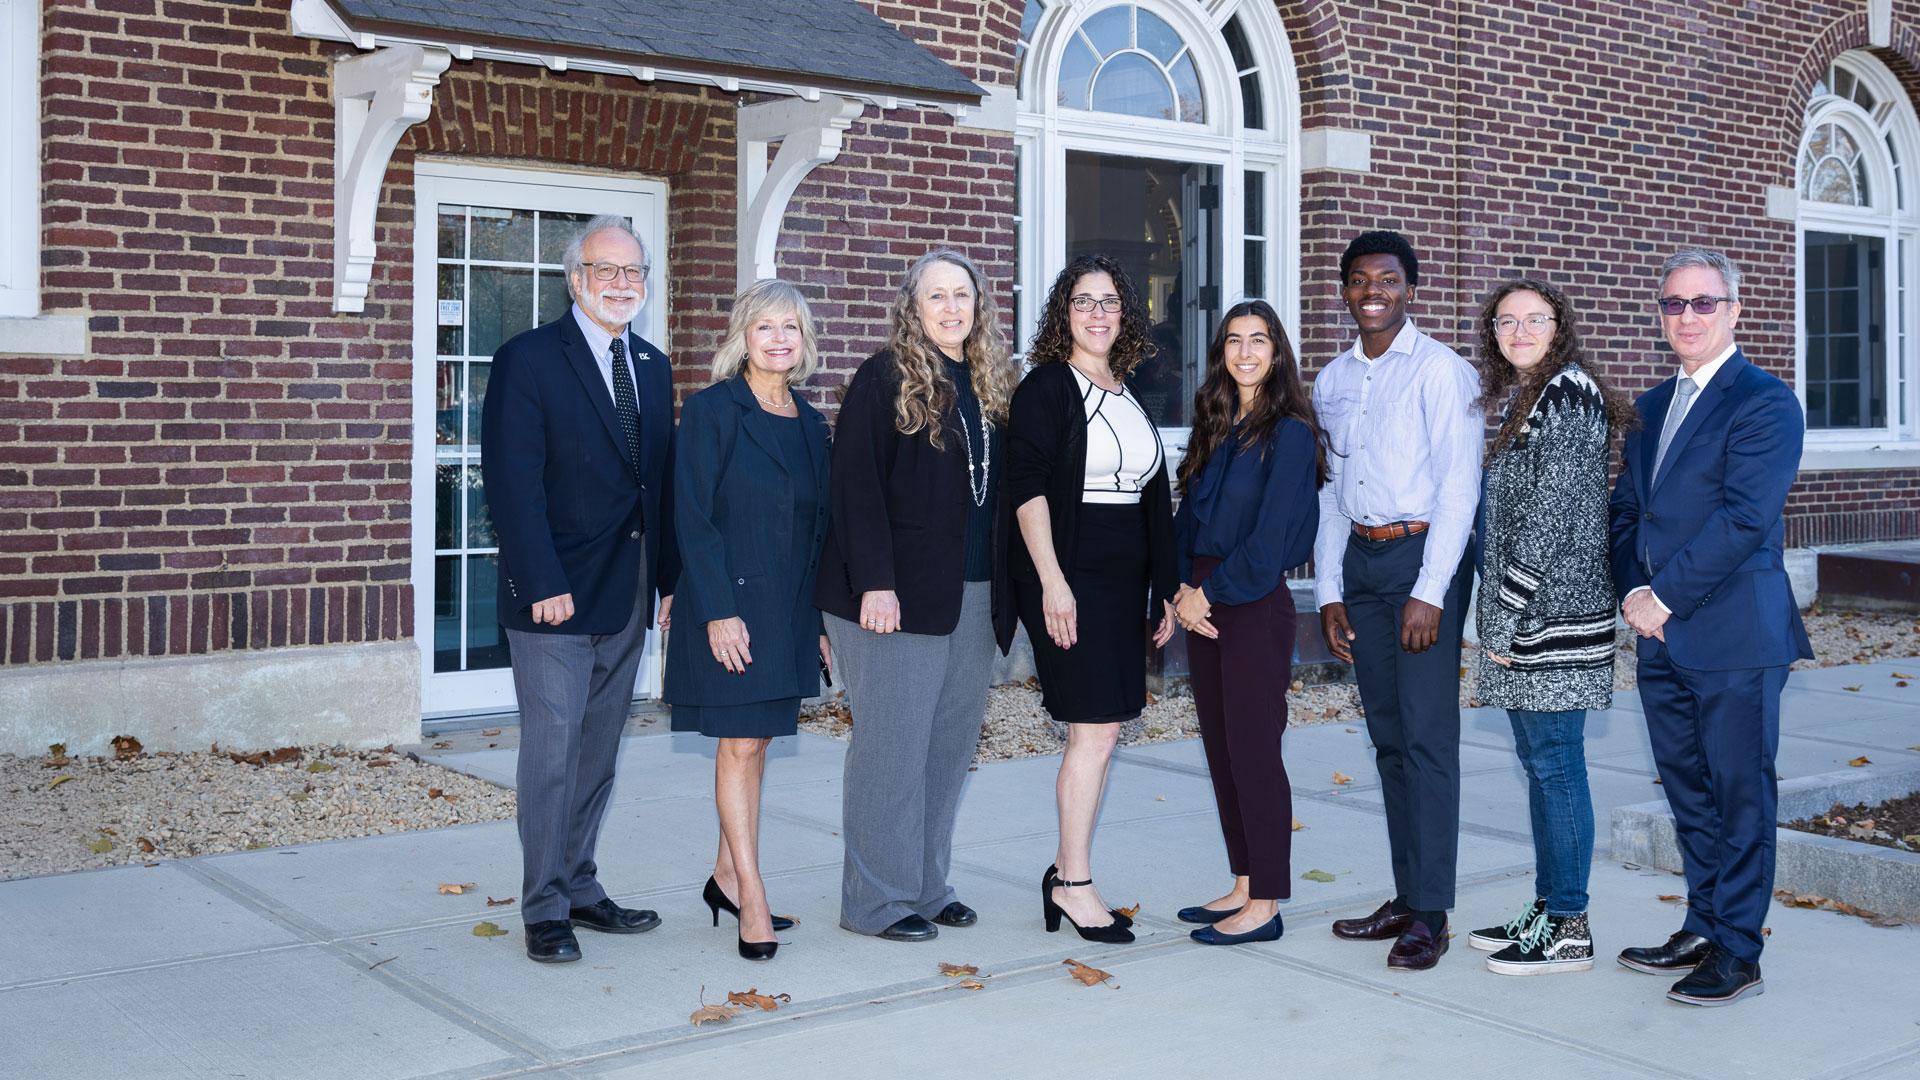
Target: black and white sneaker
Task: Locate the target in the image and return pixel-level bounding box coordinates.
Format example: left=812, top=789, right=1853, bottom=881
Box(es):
left=1487, top=912, right=1594, bottom=976
left=1469, top=897, right=1545, bottom=952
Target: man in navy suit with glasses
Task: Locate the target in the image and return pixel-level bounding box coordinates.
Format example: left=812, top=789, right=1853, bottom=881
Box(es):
left=1608, top=248, right=1811, bottom=1006
left=482, top=215, right=680, bottom=964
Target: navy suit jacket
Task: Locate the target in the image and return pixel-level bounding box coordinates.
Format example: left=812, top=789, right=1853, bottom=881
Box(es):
left=1607, top=349, right=1812, bottom=670
left=481, top=313, right=679, bottom=636
left=664, top=376, right=832, bottom=706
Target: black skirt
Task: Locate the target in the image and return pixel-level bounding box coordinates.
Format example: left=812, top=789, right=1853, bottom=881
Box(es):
left=1016, top=502, right=1149, bottom=723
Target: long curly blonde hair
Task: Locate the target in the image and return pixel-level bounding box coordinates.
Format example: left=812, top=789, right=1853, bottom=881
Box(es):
left=885, top=250, right=1017, bottom=449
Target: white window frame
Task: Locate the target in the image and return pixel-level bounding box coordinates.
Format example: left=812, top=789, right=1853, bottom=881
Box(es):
left=0, top=0, right=82, bottom=351
left=1014, top=0, right=1299, bottom=458
left=411, top=159, right=669, bottom=718
left=1796, top=51, right=1920, bottom=453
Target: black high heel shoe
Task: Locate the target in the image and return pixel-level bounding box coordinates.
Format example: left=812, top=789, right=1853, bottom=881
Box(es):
left=1041, top=869, right=1135, bottom=944
left=1043, top=863, right=1134, bottom=929
left=703, top=876, right=795, bottom=932
left=737, top=936, right=778, bottom=961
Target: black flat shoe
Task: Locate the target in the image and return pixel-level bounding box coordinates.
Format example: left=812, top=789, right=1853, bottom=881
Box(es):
left=877, top=914, right=938, bottom=941
left=1177, top=904, right=1242, bottom=924
left=1617, top=930, right=1711, bottom=974
left=1190, top=914, right=1282, bottom=946
left=738, top=935, right=778, bottom=961
left=932, top=901, right=977, bottom=928
left=1666, top=944, right=1762, bottom=1006
left=525, top=919, right=581, bottom=963
left=568, top=898, right=660, bottom=934
left=1043, top=873, right=1135, bottom=944
left=702, top=876, right=796, bottom=932
left=1044, top=863, right=1134, bottom=929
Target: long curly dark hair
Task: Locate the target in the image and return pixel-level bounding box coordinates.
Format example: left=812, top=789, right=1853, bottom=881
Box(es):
left=1475, top=277, right=1638, bottom=464
left=1178, top=300, right=1329, bottom=496
left=1026, top=254, right=1156, bottom=379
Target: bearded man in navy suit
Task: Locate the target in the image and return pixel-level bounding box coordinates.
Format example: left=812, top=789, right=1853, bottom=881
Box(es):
left=1608, top=248, right=1812, bottom=1006
left=482, top=215, right=680, bottom=964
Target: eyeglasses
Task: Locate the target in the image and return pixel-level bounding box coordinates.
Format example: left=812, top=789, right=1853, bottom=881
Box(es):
left=1493, top=315, right=1556, bottom=337
left=1656, top=295, right=1731, bottom=316
left=1070, top=295, right=1124, bottom=313
left=582, top=262, right=650, bottom=283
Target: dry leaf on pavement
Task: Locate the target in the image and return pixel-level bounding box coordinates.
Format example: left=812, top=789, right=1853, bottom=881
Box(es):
left=1291, top=815, right=1306, bottom=831
left=305, top=761, right=336, bottom=773
left=1656, top=894, right=1683, bottom=903
left=111, top=735, right=143, bottom=759
left=49, top=775, right=73, bottom=789
left=439, top=882, right=477, bottom=895
left=1116, top=903, right=1141, bottom=919
left=938, top=963, right=978, bottom=977
left=726, top=989, right=791, bottom=1011
left=1849, top=756, right=1872, bottom=767
left=486, top=896, right=516, bottom=906
left=690, top=1004, right=741, bottom=1026
left=87, top=836, right=112, bottom=853
left=959, top=979, right=986, bottom=990
left=1062, top=959, right=1115, bottom=987
left=480, top=729, right=502, bottom=736
left=1331, top=771, right=1353, bottom=785
left=472, top=921, right=508, bottom=937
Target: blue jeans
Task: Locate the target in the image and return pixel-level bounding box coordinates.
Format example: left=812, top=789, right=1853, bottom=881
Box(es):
left=1507, top=708, right=1594, bottom=914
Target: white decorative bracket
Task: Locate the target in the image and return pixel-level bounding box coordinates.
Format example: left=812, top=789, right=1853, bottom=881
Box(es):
left=332, top=45, right=451, bottom=313
left=1300, top=128, right=1373, bottom=174
left=736, top=94, right=867, bottom=290
left=1766, top=185, right=1799, bottom=222
left=1872, top=0, right=1892, bottom=48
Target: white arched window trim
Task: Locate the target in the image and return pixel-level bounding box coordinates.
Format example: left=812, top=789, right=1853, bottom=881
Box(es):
left=1795, top=51, right=1920, bottom=455
left=1012, top=0, right=1300, bottom=450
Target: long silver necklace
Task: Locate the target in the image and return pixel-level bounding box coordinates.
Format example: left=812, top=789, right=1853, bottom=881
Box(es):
left=956, top=396, right=990, bottom=507
left=749, top=379, right=794, bottom=409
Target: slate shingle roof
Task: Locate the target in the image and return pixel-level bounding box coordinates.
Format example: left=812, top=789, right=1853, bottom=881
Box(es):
left=329, top=0, right=983, bottom=102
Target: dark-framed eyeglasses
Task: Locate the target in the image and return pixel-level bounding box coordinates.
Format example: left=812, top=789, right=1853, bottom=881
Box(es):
left=1070, top=295, right=1123, bottom=313
left=1656, top=295, right=1731, bottom=316
left=582, top=262, right=650, bottom=283
left=1493, top=315, right=1556, bottom=337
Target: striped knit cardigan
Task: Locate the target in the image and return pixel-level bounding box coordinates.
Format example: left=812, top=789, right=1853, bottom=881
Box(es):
left=1474, top=362, right=1616, bottom=711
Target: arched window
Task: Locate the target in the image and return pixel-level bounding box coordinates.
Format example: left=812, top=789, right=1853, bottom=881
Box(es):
left=1797, top=52, right=1920, bottom=440
left=1014, top=0, right=1297, bottom=436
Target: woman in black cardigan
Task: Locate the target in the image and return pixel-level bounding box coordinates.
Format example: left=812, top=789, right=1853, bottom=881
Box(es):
left=664, top=279, right=831, bottom=962
left=1009, top=254, right=1178, bottom=944
left=815, top=250, right=1019, bottom=942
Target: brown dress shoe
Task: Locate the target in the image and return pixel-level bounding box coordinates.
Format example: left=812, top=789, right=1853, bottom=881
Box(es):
left=1331, top=900, right=1414, bottom=941
left=1387, top=920, right=1449, bottom=970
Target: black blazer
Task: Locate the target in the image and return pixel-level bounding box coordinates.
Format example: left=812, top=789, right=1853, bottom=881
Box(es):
left=814, top=350, right=1016, bottom=651
left=1006, top=361, right=1178, bottom=611
left=664, top=376, right=832, bottom=706
left=481, top=313, right=680, bottom=636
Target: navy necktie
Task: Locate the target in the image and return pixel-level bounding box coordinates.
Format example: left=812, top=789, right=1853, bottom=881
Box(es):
left=608, top=336, right=643, bottom=482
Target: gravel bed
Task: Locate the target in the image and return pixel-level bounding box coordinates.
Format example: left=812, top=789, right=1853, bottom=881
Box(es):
left=0, top=744, right=515, bottom=882
left=5, top=607, right=1912, bottom=882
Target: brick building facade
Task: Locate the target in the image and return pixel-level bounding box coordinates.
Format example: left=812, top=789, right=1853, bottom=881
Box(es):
left=0, top=0, right=1913, bottom=753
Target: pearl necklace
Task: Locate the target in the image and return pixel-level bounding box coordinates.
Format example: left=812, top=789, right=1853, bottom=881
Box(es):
left=750, top=380, right=794, bottom=410
left=956, top=398, right=990, bottom=507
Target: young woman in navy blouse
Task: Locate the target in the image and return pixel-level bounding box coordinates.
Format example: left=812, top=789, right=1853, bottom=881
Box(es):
left=1171, top=299, right=1326, bottom=946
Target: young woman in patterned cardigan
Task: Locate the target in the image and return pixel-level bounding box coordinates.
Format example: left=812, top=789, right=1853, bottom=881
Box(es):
left=1465, top=278, right=1637, bottom=976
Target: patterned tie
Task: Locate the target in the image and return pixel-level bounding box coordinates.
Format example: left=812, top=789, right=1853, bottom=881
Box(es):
left=1651, top=375, right=1698, bottom=478
left=608, top=336, right=643, bottom=482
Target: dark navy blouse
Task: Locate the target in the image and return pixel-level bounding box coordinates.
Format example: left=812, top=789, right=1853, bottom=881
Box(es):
left=1173, top=416, right=1319, bottom=606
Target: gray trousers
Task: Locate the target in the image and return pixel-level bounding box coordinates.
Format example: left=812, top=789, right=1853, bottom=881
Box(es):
left=827, top=580, right=996, bottom=934
left=504, top=571, right=652, bottom=924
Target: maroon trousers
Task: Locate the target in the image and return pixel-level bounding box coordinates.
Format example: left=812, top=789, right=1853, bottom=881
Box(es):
left=1186, top=557, right=1296, bottom=900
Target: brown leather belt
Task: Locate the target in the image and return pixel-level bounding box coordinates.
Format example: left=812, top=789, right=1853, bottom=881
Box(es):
left=1352, top=520, right=1430, bottom=541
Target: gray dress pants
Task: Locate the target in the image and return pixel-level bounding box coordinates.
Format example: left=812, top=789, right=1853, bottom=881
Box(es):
left=827, top=580, right=996, bottom=934
left=504, top=572, right=652, bottom=925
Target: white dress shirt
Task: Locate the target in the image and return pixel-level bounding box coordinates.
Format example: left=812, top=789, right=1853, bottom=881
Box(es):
left=1311, top=319, right=1484, bottom=610
left=570, top=302, right=641, bottom=401
left=1630, top=342, right=1738, bottom=613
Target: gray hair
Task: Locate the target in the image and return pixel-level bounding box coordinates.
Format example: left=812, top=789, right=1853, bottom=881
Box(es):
left=710, top=279, right=820, bottom=384
left=1657, top=248, right=1742, bottom=302
left=563, top=214, right=650, bottom=298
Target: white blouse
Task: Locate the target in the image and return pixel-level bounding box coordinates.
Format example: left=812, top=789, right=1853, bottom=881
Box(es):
left=1073, top=366, right=1162, bottom=504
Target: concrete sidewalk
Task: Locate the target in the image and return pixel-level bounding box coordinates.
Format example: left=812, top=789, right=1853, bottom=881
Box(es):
left=4, top=663, right=1919, bottom=1080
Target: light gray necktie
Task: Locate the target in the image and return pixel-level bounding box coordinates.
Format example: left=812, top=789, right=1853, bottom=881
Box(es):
left=1651, top=375, right=1698, bottom=478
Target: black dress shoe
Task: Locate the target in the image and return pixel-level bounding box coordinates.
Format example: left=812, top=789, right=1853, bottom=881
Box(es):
left=1178, top=904, right=1242, bottom=924
left=877, top=914, right=938, bottom=941
left=568, top=898, right=661, bottom=934
left=1666, top=944, right=1763, bottom=1006
left=932, top=901, right=977, bottom=928
left=1617, top=930, right=1711, bottom=974
left=1332, top=900, right=1414, bottom=941
left=525, top=919, right=581, bottom=963
left=1386, top=920, right=1449, bottom=970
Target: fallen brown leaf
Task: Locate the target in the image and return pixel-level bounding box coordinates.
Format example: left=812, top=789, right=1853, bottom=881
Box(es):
left=110, top=734, right=143, bottom=760
left=726, top=989, right=791, bottom=1011
left=472, top=921, right=508, bottom=937
left=1656, top=894, right=1683, bottom=903
left=958, top=978, right=986, bottom=990
left=486, top=896, right=516, bottom=906
left=1331, top=771, right=1353, bottom=785
left=1345, top=727, right=1357, bottom=733
left=1870, top=915, right=1905, bottom=928
left=432, top=740, right=452, bottom=749
left=480, top=729, right=502, bottom=737
left=45, top=743, right=68, bottom=766
left=1116, top=903, right=1141, bottom=919
left=1843, top=685, right=1862, bottom=692
left=367, top=759, right=393, bottom=767
left=1062, top=959, right=1115, bottom=987
left=1291, top=814, right=1306, bottom=831
left=136, top=837, right=155, bottom=853
left=438, top=882, right=477, bottom=895
left=1849, top=756, right=1872, bottom=767
left=48, top=775, right=73, bottom=789
left=690, top=1004, right=740, bottom=1026
left=938, top=963, right=978, bottom=977
left=1144, top=690, right=1158, bottom=705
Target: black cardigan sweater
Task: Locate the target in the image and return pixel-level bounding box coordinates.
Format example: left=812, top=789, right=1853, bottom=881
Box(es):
left=1005, top=361, right=1179, bottom=612
left=814, top=350, right=1016, bottom=652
